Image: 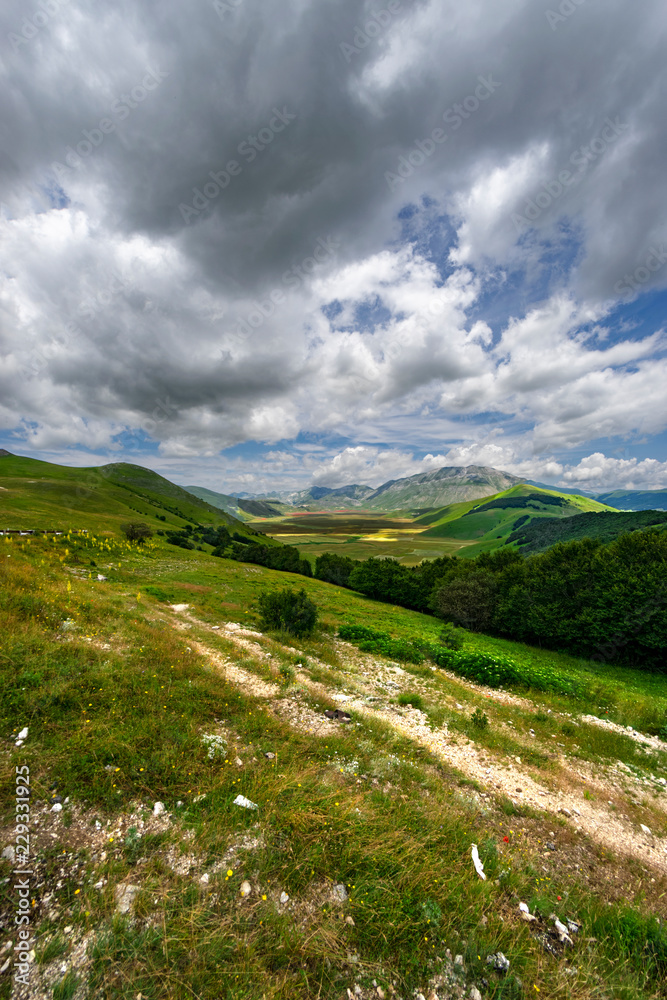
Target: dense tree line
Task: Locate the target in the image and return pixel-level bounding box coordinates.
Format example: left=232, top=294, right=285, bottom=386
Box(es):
left=313, top=531, right=667, bottom=671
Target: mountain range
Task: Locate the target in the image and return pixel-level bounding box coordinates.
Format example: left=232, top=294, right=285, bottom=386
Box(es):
left=187, top=465, right=667, bottom=515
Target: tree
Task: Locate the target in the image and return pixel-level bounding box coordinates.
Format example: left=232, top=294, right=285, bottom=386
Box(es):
left=120, top=522, right=153, bottom=545
left=430, top=570, right=497, bottom=632
left=257, top=588, right=318, bottom=637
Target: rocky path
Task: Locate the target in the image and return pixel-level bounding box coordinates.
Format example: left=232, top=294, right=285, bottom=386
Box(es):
left=167, top=605, right=667, bottom=879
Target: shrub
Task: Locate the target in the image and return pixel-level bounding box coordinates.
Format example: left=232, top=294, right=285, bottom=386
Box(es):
left=397, top=692, right=424, bottom=711
left=120, top=522, right=153, bottom=545
left=258, top=588, right=318, bottom=637
left=437, top=623, right=465, bottom=650
left=471, top=708, right=489, bottom=729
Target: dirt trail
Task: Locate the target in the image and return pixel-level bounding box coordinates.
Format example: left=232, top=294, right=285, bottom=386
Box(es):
left=167, top=606, right=667, bottom=877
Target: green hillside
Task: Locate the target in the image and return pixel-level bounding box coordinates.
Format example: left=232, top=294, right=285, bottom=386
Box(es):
left=419, top=484, right=614, bottom=557
left=0, top=452, right=261, bottom=539
left=595, top=488, right=667, bottom=511
left=507, top=507, right=667, bottom=553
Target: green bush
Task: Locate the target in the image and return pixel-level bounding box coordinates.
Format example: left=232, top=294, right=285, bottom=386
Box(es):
left=258, top=588, right=318, bottom=637
left=120, top=522, right=153, bottom=544
left=338, top=626, right=581, bottom=696
left=471, top=708, right=489, bottom=729
left=397, top=692, right=425, bottom=711
left=437, top=623, right=465, bottom=650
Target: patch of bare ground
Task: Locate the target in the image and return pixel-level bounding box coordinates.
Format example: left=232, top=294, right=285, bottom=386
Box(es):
left=165, top=605, right=667, bottom=886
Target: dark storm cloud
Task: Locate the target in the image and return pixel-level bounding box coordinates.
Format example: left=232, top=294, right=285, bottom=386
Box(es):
left=1, top=0, right=667, bottom=482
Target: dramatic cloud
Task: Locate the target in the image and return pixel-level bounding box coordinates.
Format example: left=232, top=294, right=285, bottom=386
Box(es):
left=1, top=0, right=667, bottom=489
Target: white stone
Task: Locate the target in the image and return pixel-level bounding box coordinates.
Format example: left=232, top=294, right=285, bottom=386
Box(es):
left=51, top=803, right=63, bottom=813
left=233, top=795, right=258, bottom=810
left=153, top=801, right=165, bottom=816
left=1, top=846, right=15, bottom=863
left=640, top=824, right=652, bottom=836
left=115, top=884, right=140, bottom=914
left=200, top=873, right=210, bottom=884
left=280, top=891, right=289, bottom=904
left=18, top=727, right=28, bottom=740
left=240, top=881, right=252, bottom=897
left=470, top=989, right=483, bottom=1000
left=332, top=883, right=348, bottom=902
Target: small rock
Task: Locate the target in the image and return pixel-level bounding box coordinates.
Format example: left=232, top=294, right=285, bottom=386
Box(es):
left=456, top=703, right=463, bottom=710
left=469, top=989, right=483, bottom=1000
left=192, top=794, right=206, bottom=803
left=1, top=846, right=15, bottom=863
left=240, top=881, right=252, bottom=897
left=454, top=954, right=464, bottom=966
left=486, top=952, right=510, bottom=972
left=115, top=884, right=140, bottom=914
left=559, top=807, right=572, bottom=817
left=176, top=801, right=184, bottom=808
left=64, top=925, right=72, bottom=934
left=345, top=915, right=355, bottom=925
left=546, top=841, right=556, bottom=851
left=233, top=794, right=258, bottom=810
left=200, top=873, right=210, bottom=884
left=51, top=803, right=63, bottom=813
left=18, top=727, right=28, bottom=740
left=332, top=883, right=348, bottom=902
left=153, top=801, right=165, bottom=816
left=377, top=988, right=386, bottom=999
left=515, top=757, right=521, bottom=764
left=640, top=824, right=652, bottom=836
left=97, top=574, right=107, bottom=581
left=280, top=891, right=289, bottom=904
left=566, top=920, right=580, bottom=934
left=0, top=958, right=10, bottom=975
left=264, top=752, right=275, bottom=760
left=235, top=758, right=243, bottom=767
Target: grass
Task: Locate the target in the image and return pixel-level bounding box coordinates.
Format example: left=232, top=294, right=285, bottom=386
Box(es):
left=1, top=530, right=667, bottom=998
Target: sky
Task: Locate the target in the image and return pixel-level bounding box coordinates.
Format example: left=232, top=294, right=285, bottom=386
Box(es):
left=1, top=0, right=667, bottom=496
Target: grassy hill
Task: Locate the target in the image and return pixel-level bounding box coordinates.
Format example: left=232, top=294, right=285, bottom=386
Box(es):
left=507, top=507, right=667, bottom=553
left=0, top=452, right=263, bottom=540
left=595, top=488, right=667, bottom=511
left=1, top=518, right=667, bottom=998
left=185, top=485, right=287, bottom=521
left=419, top=485, right=614, bottom=557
